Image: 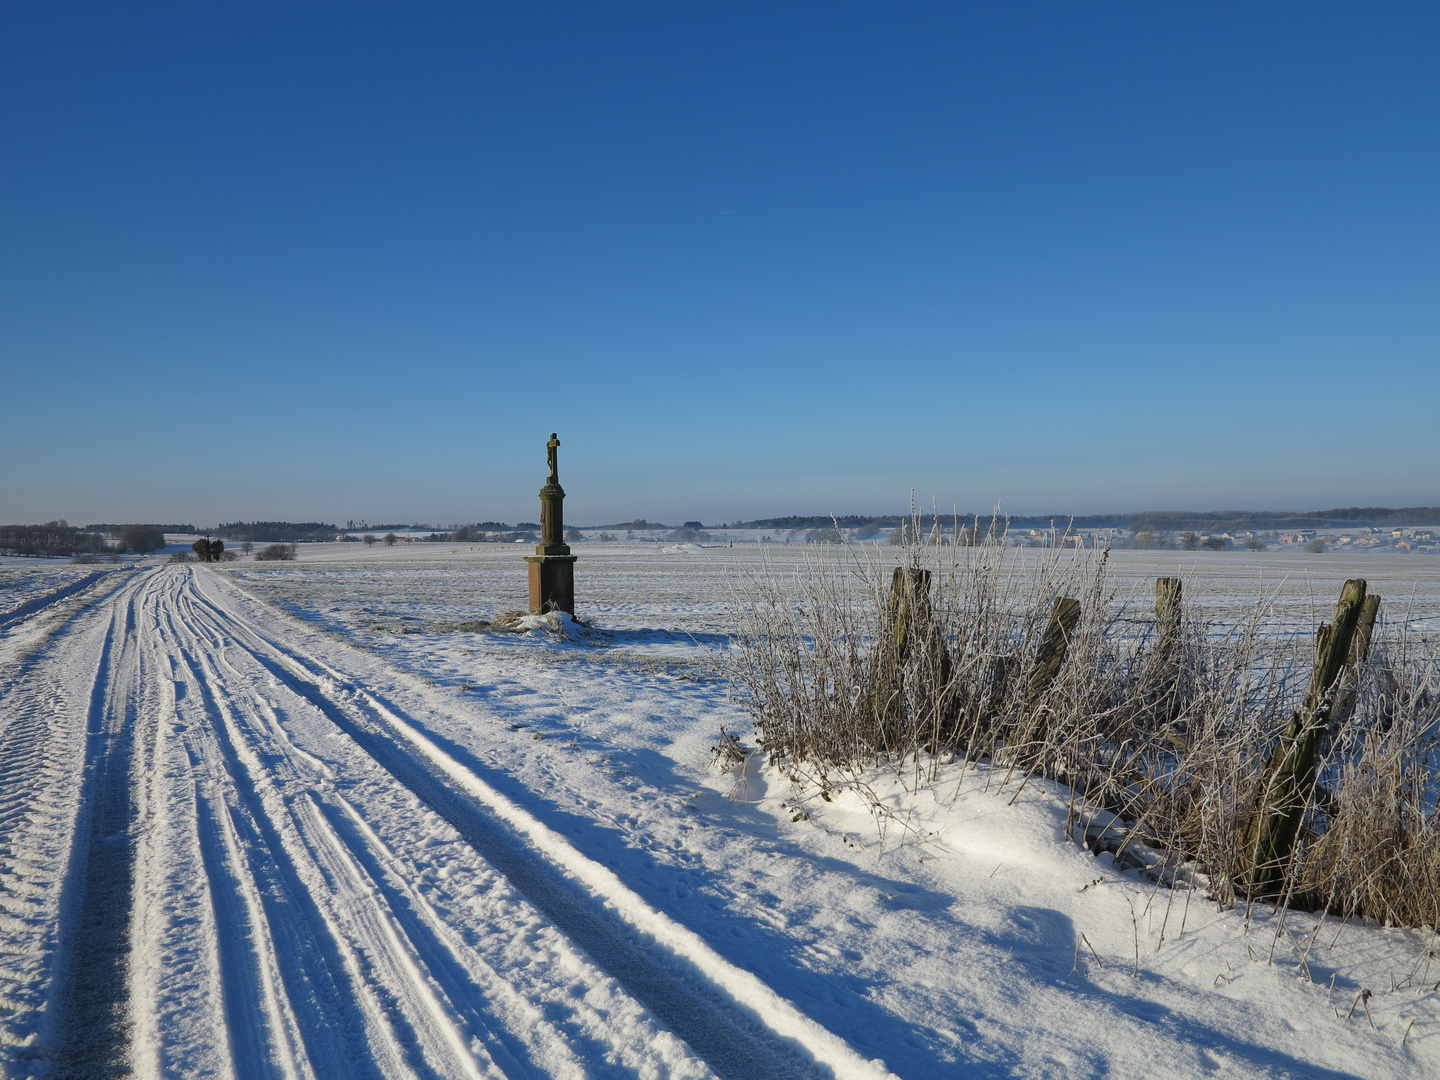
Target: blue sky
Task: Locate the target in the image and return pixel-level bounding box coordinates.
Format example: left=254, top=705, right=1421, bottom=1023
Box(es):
left=2, top=3, right=1436, bottom=527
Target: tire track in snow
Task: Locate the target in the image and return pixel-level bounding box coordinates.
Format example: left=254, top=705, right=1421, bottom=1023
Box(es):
left=0, top=661, right=103, bottom=1075
left=52, top=587, right=138, bottom=1079
left=190, top=773, right=324, bottom=1080
left=156, top=568, right=697, bottom=1079
left=2, top=565, right=887, bottom=1078
left=0, top=570, right=111, bottom=633
left=150, top=569, right=400, bottom=1080
left=0, top=570, right=140, bottom=1076
left=189, top=571, right=895, bottom=1080
left=175, top=658, right=480, bottom=1080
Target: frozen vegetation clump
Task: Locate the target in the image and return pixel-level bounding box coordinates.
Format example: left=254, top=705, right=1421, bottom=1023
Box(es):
left=730, top=514, right=1440, bottom=928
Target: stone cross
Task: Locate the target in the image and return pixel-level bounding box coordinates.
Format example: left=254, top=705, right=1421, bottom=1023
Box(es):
left=525, top=431, right=577, bottom=613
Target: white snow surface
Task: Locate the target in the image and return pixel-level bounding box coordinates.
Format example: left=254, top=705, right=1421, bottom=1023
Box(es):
left=0, top=545, right=1437, bottom=1079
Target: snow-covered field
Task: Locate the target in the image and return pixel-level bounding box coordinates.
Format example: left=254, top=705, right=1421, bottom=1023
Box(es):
left=1, top=545, right=1438, bottom=1079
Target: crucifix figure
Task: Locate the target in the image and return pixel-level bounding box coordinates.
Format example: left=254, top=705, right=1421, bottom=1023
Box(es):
left=546, top=432, right=560, bottom=484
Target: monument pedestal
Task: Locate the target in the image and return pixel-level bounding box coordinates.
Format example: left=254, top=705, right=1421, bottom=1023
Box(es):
left=525, top=554, right=577, bottom=615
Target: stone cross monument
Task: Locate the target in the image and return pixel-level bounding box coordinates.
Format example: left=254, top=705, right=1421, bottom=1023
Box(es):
left=524, top=432, right=577, bottom=613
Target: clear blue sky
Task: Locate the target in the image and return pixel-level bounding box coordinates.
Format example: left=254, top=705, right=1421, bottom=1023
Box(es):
left=2, top=2, right=1436, bottom=527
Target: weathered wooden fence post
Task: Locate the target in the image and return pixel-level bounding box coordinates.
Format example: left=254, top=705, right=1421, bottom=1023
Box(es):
left=868, top=567, right=932, bottom=746
left=1351, top=593, right=1381, bottom=666
left=1332, top=591, right=1381, bottom=728
left=889, top=566, right=931, bottom=655
left=1027, top=596, right=1083, bottom=704
left=1242, top=578, right=1368, bottom=896
left=1003, top=595, right=1082, bottom=763
left=985, top=654, right=1012, bottom=723
left=1155, top=577, right=1182, bottom=651
left=1153, top=577, right=1184, bottom=719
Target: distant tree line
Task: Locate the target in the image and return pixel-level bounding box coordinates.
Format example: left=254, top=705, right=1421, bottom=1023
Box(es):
left=1303, top=506, right=1440, bottom=524
left=734, top=506, right=1440, bottom=533
left=0, top=521, right=107, bottom=557
left=0, top=521, right=172, bottom=557
left=87, top=523, right=193, bottom=534
left=216, top=521, right=338, bottom=543
left=741, top=514, right=970, bottom=533
left=588, top=519, right=669, bottom=530
left=738, top=515, right=904, bottom=530
left=120, top=525, right=167, bottom=552
left=413, top=522, right=542, bottom=543
left=1119, top=507, right=1440, bottom=532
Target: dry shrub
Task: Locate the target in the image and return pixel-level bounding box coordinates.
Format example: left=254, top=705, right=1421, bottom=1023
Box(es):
left=254, top=543, right=298, bottom=561
left=490, top=610, right=533, bottom=632
left=730, top=516, right=1440, bottom=927
left=1294, top=648, right=1440, bottom=927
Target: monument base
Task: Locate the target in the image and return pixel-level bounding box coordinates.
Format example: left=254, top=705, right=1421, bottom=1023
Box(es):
left=524, top=555, right=577, bottom=615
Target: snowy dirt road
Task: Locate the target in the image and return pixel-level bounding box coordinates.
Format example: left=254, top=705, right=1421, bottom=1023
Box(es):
left=2, top=551, right=1438, bottom=1080
left=0, top=567, right=887, bottom=1080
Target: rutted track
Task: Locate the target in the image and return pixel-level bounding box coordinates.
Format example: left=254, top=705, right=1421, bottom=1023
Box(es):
left=0, top=571, right=133, bottom=1078
left=0, top=566, right=892, bottom=1079
left=53, top=593, right=138, bottom=1080
left=0, top=570, right=113, bottom=633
